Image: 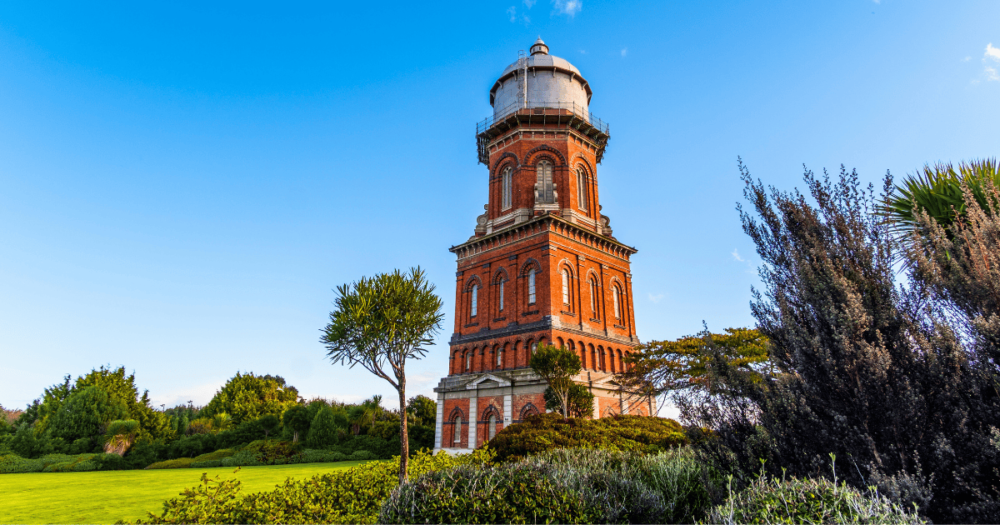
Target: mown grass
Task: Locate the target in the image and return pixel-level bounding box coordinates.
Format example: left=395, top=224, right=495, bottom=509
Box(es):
left=0, top=460, right=370, bottom=524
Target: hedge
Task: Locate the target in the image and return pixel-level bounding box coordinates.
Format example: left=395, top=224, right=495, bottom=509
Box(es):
left=488, top=413, right=689, bottom=462
left=135, top=449, right=492, bottom=524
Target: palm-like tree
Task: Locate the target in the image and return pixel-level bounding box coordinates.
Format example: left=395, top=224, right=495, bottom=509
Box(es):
left=879, top=158, right=1000, bottom=240
left=104, top=419, right=140, bottom=456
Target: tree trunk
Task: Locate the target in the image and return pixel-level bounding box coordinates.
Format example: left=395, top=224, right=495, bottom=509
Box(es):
left=398, top=384, right=409, bottom=484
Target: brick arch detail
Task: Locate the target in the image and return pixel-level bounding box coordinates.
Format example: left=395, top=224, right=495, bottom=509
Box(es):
left=523, top=144, right=567, bottom=166
left=490, top=152, right=520, bottom=174
left=519, top=258, right=542, bottom=277
left=519, top=403, right=541, bottom=420
left=464, top=274, right=483, bottom=291
left=481, top=404, right=502, bottom=422
left=571, top=153, right=595, bottom=175
left=493, top=267, right=510, bottom=283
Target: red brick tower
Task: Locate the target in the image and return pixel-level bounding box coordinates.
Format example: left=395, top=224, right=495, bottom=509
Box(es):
left=433, top=39, right=653, bottom=452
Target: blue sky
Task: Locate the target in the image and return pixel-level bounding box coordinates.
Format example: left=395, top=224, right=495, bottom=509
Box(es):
left=1, top=1, right=997, bottom=413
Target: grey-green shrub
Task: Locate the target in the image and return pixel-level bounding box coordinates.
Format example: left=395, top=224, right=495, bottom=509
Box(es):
left=379, top=447, right=720, bottom=524
left=706, top=471, right=925, bottom=524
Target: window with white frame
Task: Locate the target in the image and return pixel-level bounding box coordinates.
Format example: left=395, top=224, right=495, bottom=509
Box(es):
left=454, top=415, right=462, bottom=443
left=536, top=161, right=555, bottom=204
left=577, top=168, right=588, bottom=211
left=498, top=279, right=505, bottom=311
left=589, top=278, right=598, bottom=317
left=562, top=269, right=570, bottom=305
left=613, top=285, right=622, bottom=320
left=502, top=167, right=512, bottom=210
left=470, top=284, right=478, bottom=317
left=528, top=269, right=536, bottom=304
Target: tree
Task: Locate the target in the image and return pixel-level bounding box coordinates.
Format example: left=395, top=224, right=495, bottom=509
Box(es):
left=282, top=405, right=312, bottom=443
left=47, top=386, right=129, bottom=444
left=529, top=345, right=582, bottom=417
left=320, top=266, right=444, bottom=483
left=543, top=384, right=594, bottom=418
left=879, top=158, right=1000, bottom=242
left=202, top=372, right=300, bottom=426
left=406, top=395, right=436, bottom=426
left=687, top=161, right=1000, bottom=522
left=620, top=328, right=770, bottom=404
left=306, top=406, right=340, bottom=449
left=104, top=419, right=140, bottom=456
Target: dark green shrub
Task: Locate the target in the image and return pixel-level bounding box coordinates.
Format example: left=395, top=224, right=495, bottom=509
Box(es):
left=93, top=452, right=128, bottom=470
left=380, top=447, right=720, bottom=524
left=306, top=406, right=339, bottom=449
left=192, top=448, right=235, bottom=462
left=190, top=459, right=222, bottom=468
left=137, top=449, right=490, bottom=524
left=489, top=413, right=688, bottom=462
left=350, top=450, right=376, bottom=461
left=299, top=449, right=347, bottom=463
left=706, top=469, right=924, bottom=524
left=125, top=440, right=166, bottom=469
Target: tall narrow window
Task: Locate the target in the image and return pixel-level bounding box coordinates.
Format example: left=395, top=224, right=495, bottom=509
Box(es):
left=577, top=168, right=588, bottom=211
left=466, top=352, right=471, bottom=372
left=488, top=414, right=497, bottom=439
left=497, top=345, right=504, bottom=368
left=470, top=284, right=478, bottom=317
left=613, top=286, right=621, bottom=320
left=561, top=269, right=570, bottom=305
left=498, top=279, right=505, bottom=311
left=528, top=269, right=536, bottom=304
left=537, top=161, right=554, bottom=204
left=502, top=167, right=512, bottom=210
left=589, top=278, right=598, bottom=317
left=454, top=415, right=462, bottom=444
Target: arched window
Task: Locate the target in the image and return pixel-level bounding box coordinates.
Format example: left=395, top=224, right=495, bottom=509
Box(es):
left=454, top=414, right=462, bottom=444
left=498, top=278, right=505, bottom=312
left=528, top=269, right=536, bottom=305
left=613, top=285, right=622, bottom=320
left=465, top=351, right=471, bottom=372
left=561, top=269, right=571, bottom=305
left=488, top=414, right=498, bottom=439
left=537, top=161, right=555, bottom=204
left=599, top=347, right=606, bottom=371
left=577, top=168, right=588, bottom=211
left=502, top=167, right=513, bottom=210
left=497, top=344, right=505, bottom=368
left=470, top=284, right=478, bottom=317
left=589, top=278, right=598, bottom=318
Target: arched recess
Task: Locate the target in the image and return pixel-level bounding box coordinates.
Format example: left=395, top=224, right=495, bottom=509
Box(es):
left=493, top=268, right=509, bottom=315
left=578, top=340, right=587, bottom=368
left=490, top=152, right=520, bottom=175
left=519, top=258, right=542, bottom=277
left=448, top=406, right=467, bottom=446
left=523, top=144, right=567, bottom=166
left=482, top=404, right=502, bottom=441
left=519, top=403, right=540, bottom=421
left=558, top=260, right=576, bottom=311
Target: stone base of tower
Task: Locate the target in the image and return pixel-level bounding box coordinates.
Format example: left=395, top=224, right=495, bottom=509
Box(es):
left=432, top=368, right=656, bottom=452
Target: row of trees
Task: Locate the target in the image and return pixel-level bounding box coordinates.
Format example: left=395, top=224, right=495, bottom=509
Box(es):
left=1, top=367, right=438, bottom=465
left=621, top=159, right=1000, bottom=524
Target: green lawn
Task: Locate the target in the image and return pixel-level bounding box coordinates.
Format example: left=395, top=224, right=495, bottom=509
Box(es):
left=0, top=461, right=370, bottom=524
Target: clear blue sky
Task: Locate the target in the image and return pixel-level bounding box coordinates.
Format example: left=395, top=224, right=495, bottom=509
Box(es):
left=2, top=1, right=997, bottom=413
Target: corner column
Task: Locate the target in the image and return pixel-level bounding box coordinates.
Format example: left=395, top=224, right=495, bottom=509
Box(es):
left=468, top=395, right=478, bottom=449
left=434, top=392, right=444, bottom=450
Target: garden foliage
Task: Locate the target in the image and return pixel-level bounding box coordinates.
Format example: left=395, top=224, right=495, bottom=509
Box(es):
left=487, top=413, right=688, bottom=462
left=676, top=162, right=1000, bottom=523
left=201, top=373, right=300, bottom=426
left=707, top=460, right=924, bottom=525
left=136, top=449, right=488, bottom=524
left=380, top=448, right=720, bottom=524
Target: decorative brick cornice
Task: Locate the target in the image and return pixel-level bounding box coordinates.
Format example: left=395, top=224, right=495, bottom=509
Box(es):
left=449, top=214, right=637, bottom=262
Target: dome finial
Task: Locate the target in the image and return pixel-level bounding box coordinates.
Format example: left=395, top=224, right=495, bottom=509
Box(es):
left=530, top=37, right=549, bottom=56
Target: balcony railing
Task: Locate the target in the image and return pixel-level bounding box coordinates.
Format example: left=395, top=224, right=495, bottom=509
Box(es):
left=476, top=101, right=610, bottom=136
